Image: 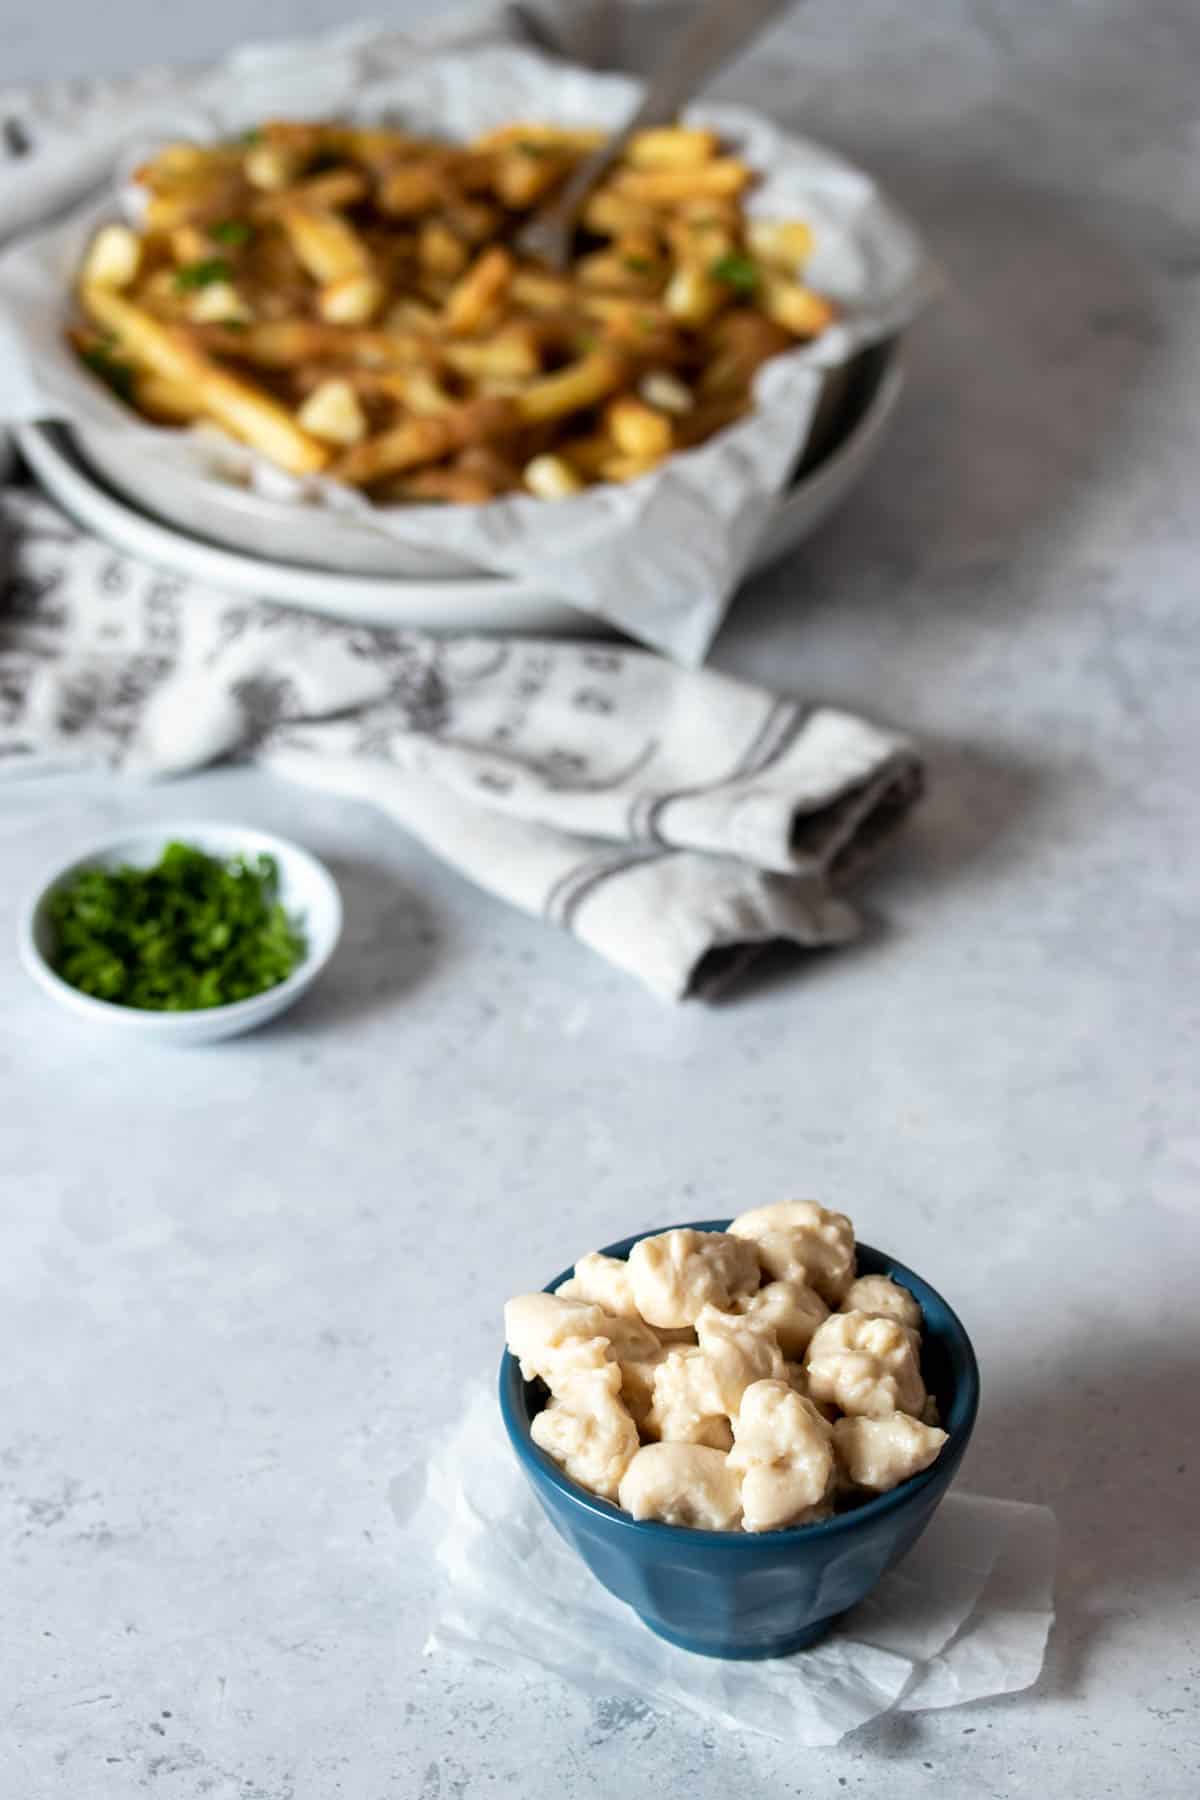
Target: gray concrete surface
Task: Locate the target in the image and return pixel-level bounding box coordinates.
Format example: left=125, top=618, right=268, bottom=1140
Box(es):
left=2, top=1, right=1198, bottom=1794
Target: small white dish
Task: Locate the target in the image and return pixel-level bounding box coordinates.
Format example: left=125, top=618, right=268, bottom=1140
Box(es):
left=18, top=821, right=343, bottom=1044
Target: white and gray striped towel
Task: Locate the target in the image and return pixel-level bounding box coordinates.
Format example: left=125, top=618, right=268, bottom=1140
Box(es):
left=0, top=488, right=921, bottom=998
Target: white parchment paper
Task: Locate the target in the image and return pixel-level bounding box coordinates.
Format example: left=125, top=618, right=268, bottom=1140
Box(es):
left=393, top=1385, right=1056, bottom=1745
left=0, top=26, right=935, bottom=662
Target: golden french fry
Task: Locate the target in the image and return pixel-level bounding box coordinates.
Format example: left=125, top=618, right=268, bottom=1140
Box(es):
left=443, top=245, right=513, bottom=336
left=492, top=147, right=571, bottom=208
left=612, top=160, right=753, bottom=203
left=396, top=466, right=498, bottom=505
left=575, top=248, right=662, bottom=295
left=79, top=284, right=329, bottom=474
left=417, top=218, right=470, bottom=279
left=757, top=271, right=836, bottom=337
left=133, top=372, right=206, bottom=424
left=515, top=349, right=628, bottom=425
left=441, top=325, right=543, bottom=379
left=580, top=189, right=660, bottom=239
left=604, top=394, right=673, bottom=460
left=377, top=163, right=448, bottom=217
left=625, top=126, right=720, bottom=169
left=253, top=168, right=368, bottom=217
left=597, top=451, right=661, bottom=483
left=470, top=122, right=604, bottom=155
left=332, top=395, right=516, bottom=486
left=185, top=281, right=253, bottom=326
left=558, top=432, right=617, bottom=478
left=278, top=207, right=371, bottom=284
left=508, top=267, right=574, bottom=312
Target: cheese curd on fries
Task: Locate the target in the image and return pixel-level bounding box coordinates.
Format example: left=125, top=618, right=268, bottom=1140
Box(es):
left=68, top=117, right=836, bottom=501
left=506, top=1208, right=950, bottom=1531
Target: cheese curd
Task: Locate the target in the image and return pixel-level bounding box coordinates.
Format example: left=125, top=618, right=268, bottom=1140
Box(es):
left=728, top=1380, right=834, bottom=1532
left=618, top=1443, right=744, bottom=1530
left=504, top=1292, right=658, bottom=1389
left=557, top=1250, right=642, bottom=1319
left=728, top=1201, right=856, bottom=1304
left=645, top=1347, right=736, bottom=1448
left=805, top=1310, right=926, bottom=1419
left=506, top=1205, right=949, bottom=1531
left=529, top=1364, right=640, bottom=1501
left=627, top=1228, right=759, bottom=1328
left=833, top=1414, right=949, bottom=1493
left=842, top=1274, right=922, bottom=1333
left=735, top=1277, right=829, bottom=1357
left=693, top=1303, right=786, bottom=1413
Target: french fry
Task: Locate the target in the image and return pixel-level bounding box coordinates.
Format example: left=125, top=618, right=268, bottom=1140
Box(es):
left=515, top=349, right=628, bottom=425
left=470, top=122, right=604, bottom=155
left=604, top=394, right=673, bottom=461
left=626, top=126, right=720, bottom=169
left=580, top=189, right=660, bottom=239
left=758, top=272, right=836, bottom=338
left=79, top=285, right=328, bottom=474
left=377, top=162, right=448, bottom=217
left=611, top=160, right=753, bottom=203
left=253, top=167, right=368, bottom=217
left=278, top=207, right=371, bottom=284
left=332, top=395, right=516, bottom=486
left=70, top=112, right=835, bottom=507
left=441, top=325, right=543, bottom=379
left=417, top=218, right=470, bottom=279
left=443, top=246, right=513, bottom=336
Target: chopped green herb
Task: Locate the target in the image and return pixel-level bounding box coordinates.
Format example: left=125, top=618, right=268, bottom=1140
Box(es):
left=174, top=257, right=233, bottom=292
left=515, top=139, right=557, bottom=159
left=622, top=254, right=654, bottom=275
left=709, top=251, right=759, bottom=295
left=47, top=842, right=307, bottom=1012
left=240, top=127, right=262, bottom=146
left=211, top=219, right=253, bottom=247
left=80, top=344, right=135, bottom=403
left=573, top=331, right=598, bottom=355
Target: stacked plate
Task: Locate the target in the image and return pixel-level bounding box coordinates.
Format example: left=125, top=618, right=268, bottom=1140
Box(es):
left=16, top=339, right=903, bottom=636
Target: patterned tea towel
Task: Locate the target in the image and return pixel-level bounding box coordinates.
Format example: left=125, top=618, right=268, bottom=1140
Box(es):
left=0, top=490, right=921, bottom=999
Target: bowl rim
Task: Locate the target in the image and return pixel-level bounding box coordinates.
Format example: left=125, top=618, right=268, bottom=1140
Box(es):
left=499, top=1220, right=980, bottom=1550
left=17, top=818, right=343, bottom=1028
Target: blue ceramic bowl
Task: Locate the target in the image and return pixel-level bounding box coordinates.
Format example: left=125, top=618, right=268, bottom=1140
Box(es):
left=499, top=1220, right=979, bottom=1660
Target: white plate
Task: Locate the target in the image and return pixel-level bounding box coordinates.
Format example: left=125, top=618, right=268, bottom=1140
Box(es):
left=15, top=343, right=904, bottom=636
left=18, top=820, right=343, bottom=1045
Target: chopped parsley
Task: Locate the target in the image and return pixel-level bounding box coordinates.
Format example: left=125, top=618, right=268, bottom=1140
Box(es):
left=515, top=140, right=557, bottom=159
left=622, top=254, right=654, bottom=275
left=47, top=842, right=307, bottom=1011
left=174, top=257, right=233, bottom=291
left=240, top=127, right=262, bottom=146
left=80, top=343, right=134, bottom=403
left=210, top=219, right=253, bottom=248
left=709, top=251, right=759, bottom=295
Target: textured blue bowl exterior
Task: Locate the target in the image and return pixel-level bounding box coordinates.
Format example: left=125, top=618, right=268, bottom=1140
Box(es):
left=499, top=1221, right=980, bottom=1659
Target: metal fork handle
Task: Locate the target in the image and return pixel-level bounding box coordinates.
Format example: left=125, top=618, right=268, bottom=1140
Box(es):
left=517, top=0, right=797, bottom=268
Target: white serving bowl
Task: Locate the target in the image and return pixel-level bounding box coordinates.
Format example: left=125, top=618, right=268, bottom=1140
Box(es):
left=66, top=342, right=901, bottom=582
left=18, top=821, right=343, bottom=1045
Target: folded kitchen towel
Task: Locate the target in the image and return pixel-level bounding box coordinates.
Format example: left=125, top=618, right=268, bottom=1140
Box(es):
left=0, top=489, right=922, bottom=999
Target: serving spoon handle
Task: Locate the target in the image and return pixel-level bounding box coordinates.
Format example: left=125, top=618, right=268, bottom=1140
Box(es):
left=515, top=0, right=798, bottom=269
